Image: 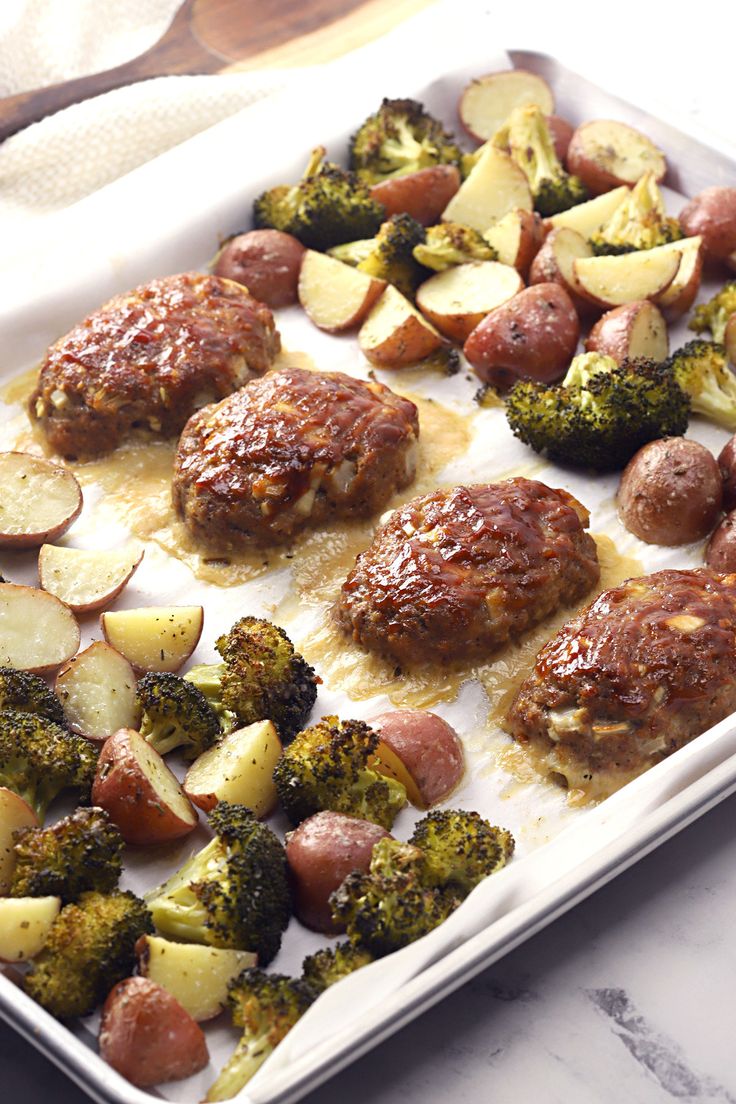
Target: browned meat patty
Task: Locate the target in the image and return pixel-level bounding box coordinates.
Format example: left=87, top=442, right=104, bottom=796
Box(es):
left=337, top=479, right=600, bottom=666
left=505, top=568, right=736, bottom=793
left=29, top=272, right=280, bottom=458
left=173, top=367, right=419, bottom=549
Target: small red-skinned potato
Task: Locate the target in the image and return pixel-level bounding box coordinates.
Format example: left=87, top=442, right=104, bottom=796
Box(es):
left=584, top=301, right=669, bottom=364
left=100, top=605, right=203, bottom=673
left=370, top=165, right=460, bottom=225
left=286, top=810, right=390, bottom=933
left=464, top=282, right=580, bottom=392
left=652, top=237, right=703, bottom=320
left=38, top=543, right=143, bottom=614
left=92, top=728, right=198, bottom=845
left=726, top=314, right=736, bottom=366
left=718, top=435, right=736, bottom=511
left=567, top=120, right=666, bottom=195
left=0, top=452, right=82, bottom=549
left=55, top=641, right=138, bottom=743
left=458, top=69, right=554, bottom=143
left=617, top=438, right=723, bottom=546
left=483, top=209, right=545, bottom=277
left=0, top=583, right=79, bottom=673
left=442, top=146, right=532, bottom=233
left=359, top=284, right=445, bottom=368
left=573, top=245, right=681, bottom=310
left=528, top=226, right=594, bottom=313
left=678, top=187, right=736, bottom=264
left=0, top=787, right=38, bottom=893
left=298, top=249, right=385, bottom=333
left=707, top=512, right=736, bottom=572
left=99, top=976, right=209, bottom=1089
left=547, top=115, right=574, bottom=165
left=416, top=260, right=523, bottom=343
left=213, top=229, right=305, bottom=308
left=136, top=934, right=256, bottom=1022
left=545, top=185, right=630, bottom=238
left=371, top=710, right=464, bottom=808
left=0, top=896, right=60, bottom=962
left=184, top=719, right=282, bottom=817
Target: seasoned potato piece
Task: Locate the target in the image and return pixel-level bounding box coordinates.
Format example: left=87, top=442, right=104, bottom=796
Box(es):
left=136, top=934, right=256, bottom=1021
left=585, top=301, right=669, bottom=364
left=358, top=284, right=444, bottom=367
left=55, top=642, right=138, bottom=742
left=372, top=710, right=465, bottom=808
left=618, top=438, right=722, bottom=546
left=100, top=605, right=203, bottom=673
left=573, top=246, right=681, bottom=309
left=567, top=120, right=666, bottom=195
left=298, top=250, right=386, bottom=333
left=0, top=453, right=82, bottom=549
left=370, top=165, right=460, bottom=225
left=0, top=584, right=79, bottom=673
left=442, top=146, right=532, bottom=232
left=679, top=187, right=736, bottom=264
left=213, top=229, right=305, bottom=308
left=416, top=261, right=523, bottom=343
left=483, top=209, right=544, bottom=276
left=0, top=897, right=61, bottom=962
left=0, top=787, right=38, bottom=893
left=38, top=543, right=142, bottom=613
left=184, top=720, right=282, bottom=817
left=459, top=70, right=554, bottom=142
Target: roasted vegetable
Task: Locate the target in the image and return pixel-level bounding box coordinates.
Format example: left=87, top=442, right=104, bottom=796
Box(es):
left=0, top=667, right=65, bottom=725
left=137, top=672, right=221, bottom=760
left=329, top=213, right=427, bottom=298
left=665, top=339, right=736, bottom=431
left=689, top=281, right=736, bottom=344
left=412, top=223, right=497, bottom=271
left=493, top=105, right=588, bottom=217
left=301, top=941, right=374, bottom=992
left=349, top=98, right=462, bottom=185
left=9, top=806, right=123, bottom=901
left=589, top=171, right=682, bottom=255
left=0, top=709, right=98, bottom=822
left=409, top=809, right=514, bottom=893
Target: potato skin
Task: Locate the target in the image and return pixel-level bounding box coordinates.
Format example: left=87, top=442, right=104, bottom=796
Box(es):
left=567, top=120, right=665, bottom=195
left=707, top=512, right=736, bottom=571
left=285, top=811, right=390, bottom=933
left=463, top=282, right=579, bottom=392
left=99, top=976, right=208, bottom=1088
left=547, top=115, right=574, bottom=165
left=679, top=187, right=736, bottom=263
left=213, top=229, right=305, bottom=308
left=369, top=165, right=460, bottom=225
left=618, top=438, right=723, bottom=546
left=371, top=710, right=464, bottom=807
left=584, top=301, right=668, bottom=364
left=718, top=436, right=736, bottom=511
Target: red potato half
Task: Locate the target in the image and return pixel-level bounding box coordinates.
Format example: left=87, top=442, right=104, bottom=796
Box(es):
left=573, top=246, right=681, bottom=309
left=416, top=261, right=524, bottom=343
left=213, top=230, right=305, bottom=308
left=370, top=165, right=460, bottom=225
left=678, top=187, right=736, bottom=263
left=545, top=185, right=631, bottom=238
left=652, top=236, right=703, bottom=320
left=0, top=787, right=38, bottom=893
left=0, top=583, right=79, bottom=673
left=298, top=249, right=385, bottom=333
left=0, top=452, right=82, bottom=548
left=459, top=69, right=554, bottom=143
left=358, top=284, right=445, bottom=368
left=38, top=543, right=143, bottom=614
left=442, top=145, right=532, bottom=233
left=584, top=301, right=669, bottom=364
left=719, top=435, right=736, bottom=511
left=0, top=896, right=60, bottom=962
left=92, top=728, right=198, bottom=845
left=286, top=810, right=390, bottom=933
left=371, top=710, right=465, bottom=808
left=100, top=605, right=203, bottom=673
left=55, top=641, right=138, bottom=742
left=483, top=209, right=545, bottom=277
left=137, top=934, right=256, bottom=1022
left=464, top=282, right=580, bottom=392
left=99, top=976, right=209, bottom=1089
left=547, top=115, right=574, bottom=165
left=528, top=226, right=594, bottom=314
left=567, top=120, right=666, bottom=195
left=184, top=719, right=282, bottom=817
left=707, top=512, right=736, bottom=572
left=726, top=314, right=736, bottom=367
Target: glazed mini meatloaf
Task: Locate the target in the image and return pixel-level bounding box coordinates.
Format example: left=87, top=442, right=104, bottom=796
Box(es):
left=29, top=272, right=280, bottom=458
left=172, top=367, right=419, bottom=548
left=505, top=568, right=736, bottom=793
left=337, top=479, right=600, bottom=666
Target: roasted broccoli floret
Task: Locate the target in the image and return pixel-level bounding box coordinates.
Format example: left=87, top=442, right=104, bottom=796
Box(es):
left=589, top=171, right=682, bottom=255
left=137, top=672, right=221, bottom=760
left=0, top=709, right=98, bottom=822
left=689, top=281, right=736, bottom=344
left=9, top=806, right=123, bottom=901
left=272, top=715, right=406, bottom=829
left=146, top=802, right=291, bottom=965
left=665, top=339, right=736, bottom=430
left=412, top=222, right=497, bottom=271
left=505, top=352, right=690, bottom=471
left=253, top=146, right=384, bottom=250
left=329, top=213, right=427, bottom=298
left=301, top=941, right=374, bottom=993
left=185, top=616, right=318, bottom=743
left=493, top=105, right=587, bottom=217
left=24, top=890, right=152, bottom=1018
left=0, top=667, right=65, bottom=725
left=409, top=810, right=515, bottom=895
left=206, top=968, right=314, bottom=1101
left=349, top=98, right=462, bottom=184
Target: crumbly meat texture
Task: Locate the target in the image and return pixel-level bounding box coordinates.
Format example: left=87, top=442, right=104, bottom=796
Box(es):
left=337, top=479, right=600, bottom=666
left=505, top=568, right=736, bottom=791
left=29, top=272, right=280, bottom=458
left=172, top=367, right=419, bottom=549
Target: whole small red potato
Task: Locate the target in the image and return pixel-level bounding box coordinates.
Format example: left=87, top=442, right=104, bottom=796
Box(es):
left=718, top=435, right=736, bottom=511
left=679, top=187, right=736, bottom=264
left=618, top=438, right=722, bottom=546
left=463, top=282, right=579, bottom=392
left=546, top=115, right=574, bottom=165
left=706, top=512, right=736, bottom=572
left=371, top=710, right=464, bottom=808
left=370, top=165, right=460, bottom=226
left=99, top=976, right=208, bottom=1088
left=213, top=229, right=305, bottom=308
left=285, top=811, right=390, bottom=933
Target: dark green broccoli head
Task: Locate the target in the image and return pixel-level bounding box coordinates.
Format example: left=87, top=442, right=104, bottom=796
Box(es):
left=349, top=98, right=462, bottom=185
left=505, top=352, right=690, bottom=471
left=409, top=809, right=514, bottom=895
left=146, top=801, right=291, bottom=965
left=9, top=806, right=123, bottom=901
left=493, top=105, right=587, bottom=217
left=413, top=222, right=497, bottom=271
left=272, top=715, right=406, bottom=829
left=330, top=214, right=426, bottom=299
left=589, top=171, right=682, bottom=255
left=137, top=671, right=221, bottom=760
left=24, top=889, right=152, bottom=1019
left=253, top=146, right=385, bottom=251
left=0, top=668, right=65, bottom=725
left=301, top=941, right=374, bottom=993
left=665, top=339, right=736, bottom=430
left=689, top=281, right=736, bottom=344
left=0, top=709, right=98, bottom=821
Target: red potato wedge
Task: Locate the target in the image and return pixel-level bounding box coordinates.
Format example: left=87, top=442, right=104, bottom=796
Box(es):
left=0, top=896, right=60, bottom=962
left=298, top=249, right=386, bottom=333
left=651, top=236, right=704, bottom=320
left=370, top=165, right=460, bottom=225
left=358, top=284, right=445, bottom=368
left=38, top=543, right=143, bottom=614
left=547, top=115, right=574, bottom=165
left=584, top=301, right=669, bottom=363
left=528, top=226, right=594, bottom=314
left=545, top=185, right=630, bottom=238
left=371, top=710, right=464, bottom=808
left=464, top=282, right=580, bottom=392
left=92, top=728, right=198, bottom=845
left=0, top=788, right=37, bottom=893
left=213, top=230, right=305, bottom=308
left=137, top=934, right=256, bottom=1022
left=567, top=120, right=666, bottom=196
left=459, top=69, right=554, bottom=143
left=415, top=261, right=524, bottom=343
left=100, top=605, right=203, bottom=673
left=726, top=314, right=736, bottom=367
left=707, top=512, right=736, bottom=572
left=0, top=452, right=82, bottom=549
left=0, top=583, right=79, bottom=673
left=184, top=719, right=282, bottom=818
left=573, top=246, right=681, bottom=309
left=285, top=811, right=390, bottom=933
left=55, top=642, right=138, bottom=742
left=482, top=209, right=544, bottom=277
left=678, top=187, right=736, bottom=263
left=100, top=976, right=209, bottom=1089
left=442, top=146, right=532, bottom=233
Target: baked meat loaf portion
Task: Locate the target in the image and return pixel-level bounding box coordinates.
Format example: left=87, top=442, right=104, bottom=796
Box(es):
left=337, top=479, right=600, bottom=665
left=173, top=367, right=419, bottom=549
left=505, top=568, right=736, bottom=791
left=29, top=272, right=280, bottom=458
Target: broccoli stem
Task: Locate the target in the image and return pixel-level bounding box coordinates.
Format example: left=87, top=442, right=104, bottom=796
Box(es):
left=206, top=1034, right=273, bottom=1101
